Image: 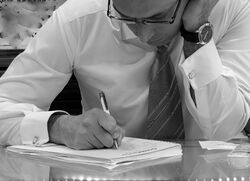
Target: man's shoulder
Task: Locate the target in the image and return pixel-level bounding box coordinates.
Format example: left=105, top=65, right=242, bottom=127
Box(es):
left=209, top=0, right=250, bottom=42
left=57, top=0, right=107, bottom=23
left=211, top=0, right=250, bottom=18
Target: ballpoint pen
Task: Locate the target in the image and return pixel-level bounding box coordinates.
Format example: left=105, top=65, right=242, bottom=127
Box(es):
left=99, top=91, right=119, bottom=149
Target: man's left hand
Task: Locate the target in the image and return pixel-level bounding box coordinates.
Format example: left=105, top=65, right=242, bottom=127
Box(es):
left=182, top=0, right=219, bottom=32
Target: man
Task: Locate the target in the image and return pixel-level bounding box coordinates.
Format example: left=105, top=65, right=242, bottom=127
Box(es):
left=0, top=0, right=250, bottom=150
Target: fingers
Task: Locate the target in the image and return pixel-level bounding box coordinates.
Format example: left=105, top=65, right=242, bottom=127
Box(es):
left=91, top=108, right=125, bottom=148
left=96, top=108, right=124, bottom=137
left=97, top=110, right=117, bottom=134
left=92, top=122, right=115, bottom=148
left=114, top=127, right=125, bottom=146
left=87, top=134, right=107, bottom=149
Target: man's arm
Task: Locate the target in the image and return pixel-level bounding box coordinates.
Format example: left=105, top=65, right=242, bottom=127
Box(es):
left=0, top=10, right=124, bottom=149
left=182, top=0, right=219, bottom=56
left=180, top=0, right=250, bottom=140
left=0, top=9, right=73, bottom=146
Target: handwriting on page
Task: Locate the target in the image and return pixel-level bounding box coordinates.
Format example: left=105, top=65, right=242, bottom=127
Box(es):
left=120, top=138, right=158, bottom=156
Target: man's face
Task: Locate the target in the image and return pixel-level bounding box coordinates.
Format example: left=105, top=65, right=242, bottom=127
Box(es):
left=113, top=0, right=188, bottom=46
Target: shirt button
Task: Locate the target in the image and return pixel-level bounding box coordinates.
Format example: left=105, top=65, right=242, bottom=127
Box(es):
left=32, top=136, right=39, bottom=145
left=188, top=71, right=196, bottom=79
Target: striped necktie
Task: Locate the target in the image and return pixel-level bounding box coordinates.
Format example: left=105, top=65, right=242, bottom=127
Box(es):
left=145, top=46, right=185, bottom=140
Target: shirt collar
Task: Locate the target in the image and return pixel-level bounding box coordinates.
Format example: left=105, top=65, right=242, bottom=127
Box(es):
left=119, top=23, right=156, bottom=51
left=110, top=10, right=156, bottom=51
left=120, top=23, right=137, bottom=41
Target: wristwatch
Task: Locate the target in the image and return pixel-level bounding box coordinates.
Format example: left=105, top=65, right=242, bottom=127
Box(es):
left=180, top=22, right=213, bottom=45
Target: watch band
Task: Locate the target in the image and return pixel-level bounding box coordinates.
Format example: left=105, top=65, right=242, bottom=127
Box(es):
left=180, top=24, right=200, bottom=43
left=180, top=22, right=213, bottom=45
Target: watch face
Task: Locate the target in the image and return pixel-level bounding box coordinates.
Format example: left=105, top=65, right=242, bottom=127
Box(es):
left=199, top=23, right=213, bottom=44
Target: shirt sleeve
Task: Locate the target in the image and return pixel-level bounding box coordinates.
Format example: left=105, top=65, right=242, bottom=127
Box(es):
left=181, top=1, right=250, bottom=140
left=21, top=111, right=68, bottom=146
left=0, top=10, right=79, bottom=146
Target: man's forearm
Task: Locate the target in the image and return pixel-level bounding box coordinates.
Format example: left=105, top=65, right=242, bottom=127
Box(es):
left=183, top=40, right=205, bottom=105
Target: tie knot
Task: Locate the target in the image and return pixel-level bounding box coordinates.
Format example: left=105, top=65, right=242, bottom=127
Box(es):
left=157, top=45, right=168, bottom=54
left=157, top=45, right=170, bottom=65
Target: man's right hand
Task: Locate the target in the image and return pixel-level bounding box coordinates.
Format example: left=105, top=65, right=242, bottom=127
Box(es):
left=48, top=108, right=125, bottom=150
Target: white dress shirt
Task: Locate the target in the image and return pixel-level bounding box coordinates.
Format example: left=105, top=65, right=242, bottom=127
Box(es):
left=0, top=0, right=250, bottom=146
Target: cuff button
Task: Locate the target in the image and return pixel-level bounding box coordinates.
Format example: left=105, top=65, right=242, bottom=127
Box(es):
left=32, top=136, right=39, bottom=145
left=188, top=71, right=196, bottom=79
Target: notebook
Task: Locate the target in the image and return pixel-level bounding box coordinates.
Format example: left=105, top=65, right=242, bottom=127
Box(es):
left=7, top=137, right=182, bottom=169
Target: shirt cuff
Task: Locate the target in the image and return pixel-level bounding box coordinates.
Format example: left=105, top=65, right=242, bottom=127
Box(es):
left=20, top=111, right=68, bottom=146
left=181, top=39, right=223, bottom=90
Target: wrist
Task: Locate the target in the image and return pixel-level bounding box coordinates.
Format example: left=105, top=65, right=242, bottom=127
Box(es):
left=48, top=113, right=68, bottom=144
left=181, top=21, right=213, bottom=58
left=183, top=40, right=203, bottom=58
left=181, top=22, right=213, bottom=44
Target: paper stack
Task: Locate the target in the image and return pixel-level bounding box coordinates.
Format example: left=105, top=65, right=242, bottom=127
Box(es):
left=7, top=137, right=182, bottom=169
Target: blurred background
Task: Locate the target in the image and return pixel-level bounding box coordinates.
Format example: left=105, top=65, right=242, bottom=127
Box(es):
left=0, top=0, right=82, bottom=116
left=0, top=0, right=66, bottom=49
